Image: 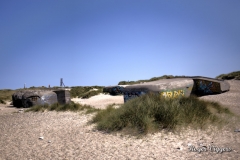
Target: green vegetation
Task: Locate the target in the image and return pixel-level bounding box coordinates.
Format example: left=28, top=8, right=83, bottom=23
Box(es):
left=25, top=101, right=100, bottom=113
left=70, top=86, right=104, bottom=98
left=119, top=71, right=240, bottom=85
left=91, top=93, right=233, bottom=135
left=0, top=99, right=6, bottom=104
left=27, top=86, right=57, bottom=90
left=216, top=71, right=240, bottom=80
left=52, top=86, right=70, bottom=89
left=0, top=89, right=15, bottom=104
left=118, top=75, right=187, bottom=85
left=28, top=86, right=45, bottom=89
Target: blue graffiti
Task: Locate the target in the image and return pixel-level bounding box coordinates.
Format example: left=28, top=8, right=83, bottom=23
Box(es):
left=123, top=91, right=146, bottom=102
left=111, top=86, right=125, bottom=95
left=198, top=81, right=213, bottom=94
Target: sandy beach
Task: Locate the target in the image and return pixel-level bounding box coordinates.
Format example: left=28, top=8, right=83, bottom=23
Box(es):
left=0, top=80, right=240, bottom=160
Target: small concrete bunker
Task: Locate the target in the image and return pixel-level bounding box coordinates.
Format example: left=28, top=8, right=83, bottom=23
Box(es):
left=191, top=77, right=230, bottom=95
left=12, top=89, right=71, bottom=108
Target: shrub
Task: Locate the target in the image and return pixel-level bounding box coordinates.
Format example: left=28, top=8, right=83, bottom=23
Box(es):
left=25, top=101, right=99, bottom=113
left=0, top=99, right=6, bottom=104
left=216, top=71, right=240, bottom=80
left=0, top=89, right=15, bottom=102
left=118, top=81, right=128, bottom=85
left=118, top=75, right=185, bottom=85
left=91, top=93, right=233, bottom=135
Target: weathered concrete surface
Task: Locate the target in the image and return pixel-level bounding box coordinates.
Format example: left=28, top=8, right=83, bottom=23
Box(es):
left=54, top=90, right=71, bottom=104
left=103, top=76, right=231, bottom=103
left=123, top=78, right=194, bottom=102
left=125, top=78, right=193, bottom=92
left=12, top=90, right=71, bottom=108
left=192, top=77, right=230, bottom=95
left=12, top=91, right=25, bottom=107
left=220, top=81, right=230, bottom=92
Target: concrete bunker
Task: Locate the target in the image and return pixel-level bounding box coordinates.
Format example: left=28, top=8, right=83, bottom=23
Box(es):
left=103, top=76, right=230, bottom=103
left=12, top=89, right=71, bottom=108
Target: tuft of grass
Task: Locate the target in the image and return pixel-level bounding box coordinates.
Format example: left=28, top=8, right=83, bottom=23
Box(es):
left=92, top=104, right=117, bottom=123
left=0, top=99, right=6, bottom=104
left=25, top=101, right=99, bottom=113
left=25, top=103, right=49, bottom=112
left=91, top=93, right=234, bottom=135
left=207, top=101, right=232, bottom=114
left=0, top=89, right=15, bottom=102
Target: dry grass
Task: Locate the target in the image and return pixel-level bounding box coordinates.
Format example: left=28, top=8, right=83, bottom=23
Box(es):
left=91, top=93, right=235, bottom=136
left=25, top=101, right=100, bottom=113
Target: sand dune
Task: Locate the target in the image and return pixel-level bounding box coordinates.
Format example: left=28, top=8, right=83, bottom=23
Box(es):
left=71, top=93, right=124, bottom=109
left=0, top=80, right=239, bottom=159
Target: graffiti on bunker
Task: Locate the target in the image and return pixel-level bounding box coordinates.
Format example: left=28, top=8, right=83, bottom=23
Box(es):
left=160, top=89, right=184, bottom=98
left=199, top=81, right=212, bottom=93
left=103, top=77, right=229, bottom=103
left=123, top=91, right=146, bottom=102
left=111, top=86, right=125, bottom=95
left=12, top=90, right=70, bottom=108
left=194, top=80, right=220, bottom=95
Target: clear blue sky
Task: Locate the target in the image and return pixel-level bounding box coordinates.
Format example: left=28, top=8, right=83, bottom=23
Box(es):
left=0, top=0, right=239, bottom=89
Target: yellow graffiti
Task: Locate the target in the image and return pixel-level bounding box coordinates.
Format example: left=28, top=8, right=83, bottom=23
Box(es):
left=167, top=92, right=173, bottom=98
left=179, top=90, right=184, bottom=96
left=173, top=91, right=179, bottom=98
left=161, top=92, right=167, bottom=97
left=160, top=90, right=184, bottom=98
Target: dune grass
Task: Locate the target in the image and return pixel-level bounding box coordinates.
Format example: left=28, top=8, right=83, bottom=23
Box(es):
left=70, top=86, right=104, bottom=98
left=25, top=101, right=100, bottom=113
left=118, top=75, right=191, bottom=85
left=91, top=93, right=233, bottom=135
left=118, top=75, right=176, bottom=85
left=0, top=89, right=15, bottom=104
left=216, top=71, right=240, bottom=80
left=0, top=99, right=6, bottom=104
left=118, top=71, right=240, bottom=85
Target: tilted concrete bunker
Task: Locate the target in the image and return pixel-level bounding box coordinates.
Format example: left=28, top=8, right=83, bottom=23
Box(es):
left=191, top=77, right=230, bottom=95
left=12, top=89, right=71, bottom=108
left=103, top=76, right=230, bottom=103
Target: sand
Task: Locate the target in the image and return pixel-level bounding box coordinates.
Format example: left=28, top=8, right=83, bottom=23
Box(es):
left=71, top=93, right=124, bottom=109
left=0, top=80, right=240, bottom=159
